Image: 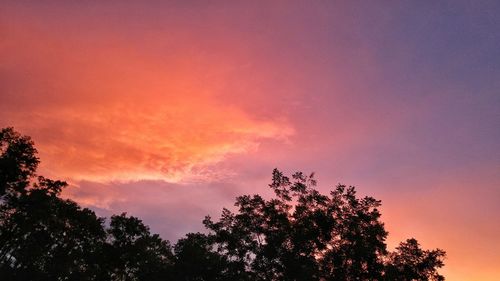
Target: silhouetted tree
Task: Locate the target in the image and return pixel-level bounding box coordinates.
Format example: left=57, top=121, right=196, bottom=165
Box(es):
left=0, top=128, right=174, bottom=281
left=0, top=127, right=446, bottom=280
left=173, top=232, right=250, bottom=280
left=385, top=238, right=446, bottom=281
left=0, top=127, right=39, bottom=197
left=0, top=177, right=107, bottom=280
left=203, top=169, right=445, bottom=280
left=104, top=213, right=174, bottom=281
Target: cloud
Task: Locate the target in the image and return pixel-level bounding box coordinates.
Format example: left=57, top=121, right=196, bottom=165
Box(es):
left=0, top=21, right=294, bottom=183
left=8, top=101, right=292, bottom=183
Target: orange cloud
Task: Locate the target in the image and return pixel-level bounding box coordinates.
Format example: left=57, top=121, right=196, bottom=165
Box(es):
left=0, top=22, right=294, bottom=183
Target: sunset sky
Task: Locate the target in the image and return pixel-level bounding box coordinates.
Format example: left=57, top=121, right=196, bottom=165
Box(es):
left=1, top=1, right=499, bottom=280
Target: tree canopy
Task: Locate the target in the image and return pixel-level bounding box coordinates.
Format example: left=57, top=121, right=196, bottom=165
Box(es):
left=0, top=127, right=445, bottom=280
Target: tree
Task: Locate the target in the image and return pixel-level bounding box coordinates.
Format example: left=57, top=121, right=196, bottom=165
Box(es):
left=203, top=169, right=445, bottom=280
left=0, top=128, right=107, bottom=280
left=0, top=127, right=39, bottom=197
left=173, top=232, right=247, bottom=280
left=0, top=128, right=176, bottom=281
left=0, top=127, right=446, bottom=280
left=0, top=177, right=107, bottom=281
left=104, top=213, right=175, bottom=281
left=385, top=238, right=446, bottom=281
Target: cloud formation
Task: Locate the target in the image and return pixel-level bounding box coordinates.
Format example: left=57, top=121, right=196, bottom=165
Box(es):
left=0, top=20, right=293, bottom=183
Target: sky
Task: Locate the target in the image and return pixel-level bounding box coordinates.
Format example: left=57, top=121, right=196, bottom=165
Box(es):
left=1, top=1, right=499, bottom=280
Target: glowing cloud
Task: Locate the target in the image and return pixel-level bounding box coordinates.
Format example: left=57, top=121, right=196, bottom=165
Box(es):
left=0, top=21, right=294, bottom=183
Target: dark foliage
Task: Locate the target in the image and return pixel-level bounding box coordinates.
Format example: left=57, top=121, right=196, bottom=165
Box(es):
left=0, top=127, right=445, bottom=280
left=0, top=127, right=39, bottom=196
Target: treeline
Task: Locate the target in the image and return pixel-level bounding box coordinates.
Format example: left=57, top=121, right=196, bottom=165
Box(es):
left=0, top=127, right=445, bottom=280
